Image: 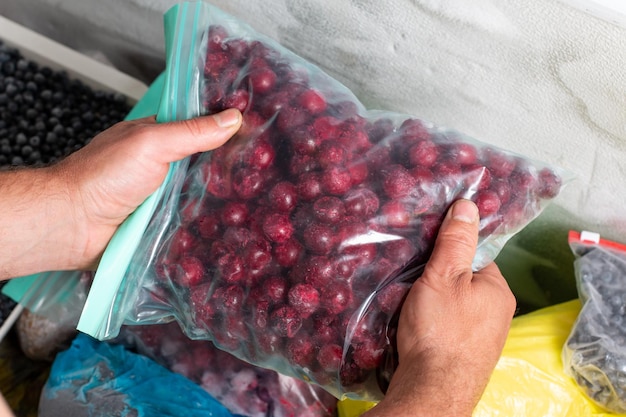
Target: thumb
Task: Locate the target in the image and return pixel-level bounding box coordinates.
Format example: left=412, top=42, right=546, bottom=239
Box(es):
left=424, top=199, right=480, bottom=284
left=149, top=109, right=242, bottom=163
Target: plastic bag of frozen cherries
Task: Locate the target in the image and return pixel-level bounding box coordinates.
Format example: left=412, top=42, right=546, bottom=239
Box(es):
left=116, top=322, right=337, bottom=417
left=78, top=1, right=569, bottom=400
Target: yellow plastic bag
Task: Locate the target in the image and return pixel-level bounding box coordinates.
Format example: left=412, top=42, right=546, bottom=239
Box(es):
left=340, top=300, right=620, bottom=417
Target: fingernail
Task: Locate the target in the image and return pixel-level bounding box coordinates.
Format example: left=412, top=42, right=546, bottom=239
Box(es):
left=451, top=199, right=478, bottom=224
left=214, top=109, right=241, bottom=128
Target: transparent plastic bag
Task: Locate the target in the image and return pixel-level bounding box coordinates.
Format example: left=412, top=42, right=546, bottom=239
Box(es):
left=116, top=322, right=337, bottom=417
left=79, top=1, right=570, bottom=400
left=563, top=231, right=626, bottom=414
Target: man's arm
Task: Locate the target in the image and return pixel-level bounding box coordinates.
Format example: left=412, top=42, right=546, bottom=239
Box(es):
left=0, top=108, right=242, bottom=280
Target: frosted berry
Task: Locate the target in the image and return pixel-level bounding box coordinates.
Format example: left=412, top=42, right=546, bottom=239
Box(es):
left=216, top=253, right=245, bottom=284
left=288, top=283, right=320, bottom=318
left=233, top=167, right=266, bottom=199
left=297, top=172, right=323, bottom=201
left=273, top=238, right=304, bottom=267
left=313, top=196, right=346, bottom=224
left=297, top=89, right=327, bottom=115
left=475, top=190, right=502, bottom=217
left=262, top=213, right=294, bottom=243
left=221, top=201, right=249, bottom=227
left=270, top=305, right=302, bottom=338
left=321, top=283, right=353, bottom=315
left=303, top=223, right=337, bottom=255
left=286, top=336, right=316, bottom=366
left=249, top=66, right=277, bottom=94
left=537, top=167, right=562, bottom=199
left=382, top=165, right=417, bottom=199
left=176, top=256, right=205, bottom=287
left=408, top=140, right=439, bottom=168
left=268, top=181, right=298, bottom=212
left=321, top=166, right=352, bottom=196
left=317, top=344, right=343, bottom=372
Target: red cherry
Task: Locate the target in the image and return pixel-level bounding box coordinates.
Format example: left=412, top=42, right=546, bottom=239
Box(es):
left=297, top=89, right=327, bottom=115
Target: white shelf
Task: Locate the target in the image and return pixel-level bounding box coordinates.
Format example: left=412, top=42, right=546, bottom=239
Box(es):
left=0, top=14, right=148, bottom=103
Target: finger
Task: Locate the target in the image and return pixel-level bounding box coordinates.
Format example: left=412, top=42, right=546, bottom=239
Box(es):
left=424, top=199, right=480, bottom=284
left=136, top=109, right=242, bottom=162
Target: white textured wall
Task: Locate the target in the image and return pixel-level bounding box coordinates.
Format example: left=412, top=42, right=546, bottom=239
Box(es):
left=2, top=0, right=626, bottom=306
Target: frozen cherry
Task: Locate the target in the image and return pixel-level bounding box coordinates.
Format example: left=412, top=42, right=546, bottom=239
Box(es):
left=270, top=305, right=302, bottom=338
left=382, top=239, right=416, bottom=265
left=243, top=139, right=275, bottom=170
left=317, top=344, right=343, bottom=372
left=273, top=238, right=304, bottom=267
left=446, top=142, right=478, bottom=165
left=537, top=167, right=562, bottom=199
left=175, top=256, right=205, bottom=287
left=268, top=181, right=298, bottom=212
left=294, top=255, right=334, bottom=288
left=296, top=172, right=323, bottom=201
left=262, top=213, right=294, bottom=243
left=321, top=166, right=352, bottom=196
left=221, top=201, right=249, bottom=227
left=352, top=339, right=384, bottom=370
left=483, top=147, right=517, bottom=178
left=277, top=105, right=309, bottom=132
left=223, top=89, right=250, bottom=112
left=297, top=89, right=327, bottom=115
left=347, top=159, right=369, bottom=186
left=303, top=223, right=337, bottom=255
left=263, top=275, right=288, bottom=303
left=489, top=178, right=512, bottom=205
left=216, top=253, right=245, bottom=284
left=313, top=196, right=346, bottom=224
left=382, top=165, right=417, bottom=199
left=286, top=336, right=316, bottom=367
left=379, top=201, right=412, bottom=228
left=249, top=66, right=277, bottom=94
left=317, top=141, right=347, bottom=168
left=212, top=284, right=245, bottom=313
left=233, top=167, right=266, bottom=199
left=321, top=283, right=353, bottom=315
left=475, top=189, right=502, bottom=217
left=288, top=283, right=320, bottom=318
left=343, top=188, right=379, bottom=218
left=194, top=212, right=222, bottom=239
left=408, top=140, right=439, bottom=168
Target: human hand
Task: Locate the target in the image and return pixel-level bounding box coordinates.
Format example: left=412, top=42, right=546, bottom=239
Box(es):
left=53, top=108, right=242, bottom=270
left=364, top=199, right=516, bottom=417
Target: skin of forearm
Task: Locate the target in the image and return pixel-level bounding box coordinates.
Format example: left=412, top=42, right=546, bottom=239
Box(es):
left=0, top=166, right=81, bottom=280
left=362, top=351, right=482, bottom=417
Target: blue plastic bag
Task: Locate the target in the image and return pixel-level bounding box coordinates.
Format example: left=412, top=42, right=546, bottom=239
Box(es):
left=39, top=333, right=237, bottom=417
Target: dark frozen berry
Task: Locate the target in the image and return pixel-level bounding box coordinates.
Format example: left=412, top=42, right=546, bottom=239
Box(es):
left=268, top=181, right=298, bottom=212
left=317, top=344, right=343, bottom=372
left=313, top=196, right=345, bottom=224
left=288, top=283, right=320, bottom=318
left=273, top=238, right=304, bottom=267
left=262, top=213, right=294, bottom=243
left=270, top=305, right=302, bottom=338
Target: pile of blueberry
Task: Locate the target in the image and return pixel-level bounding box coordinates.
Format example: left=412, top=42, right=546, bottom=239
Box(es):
left=0, top=40, right=131, bottom=167
left=136, top=22, right=565, bottom=400
left=564, top=246, right=626, bottom=413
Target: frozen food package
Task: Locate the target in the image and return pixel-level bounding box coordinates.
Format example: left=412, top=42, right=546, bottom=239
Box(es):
left=563, top=230, right=626, bottom=414
left=117, top=322, right=337, bottom=417
left=79, top=1, right=570, bottom=400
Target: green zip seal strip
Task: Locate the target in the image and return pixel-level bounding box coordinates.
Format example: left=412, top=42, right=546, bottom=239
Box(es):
left=77, top=2, right=205, bottom=339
